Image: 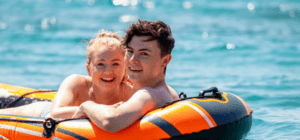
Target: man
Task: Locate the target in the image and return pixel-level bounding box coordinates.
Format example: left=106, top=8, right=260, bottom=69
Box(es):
left=72, top=19, right=179, bottom=132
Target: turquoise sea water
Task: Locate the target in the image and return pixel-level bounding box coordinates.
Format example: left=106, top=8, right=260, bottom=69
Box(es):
left=1, top=0, right=300, bottom=139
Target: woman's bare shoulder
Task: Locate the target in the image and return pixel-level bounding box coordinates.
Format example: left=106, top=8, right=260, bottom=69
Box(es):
left=60, top=74, right=91, bottom=92
left=121, top=82, right=134, bottom=100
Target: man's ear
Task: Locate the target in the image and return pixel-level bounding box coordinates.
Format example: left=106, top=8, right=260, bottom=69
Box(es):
left=86, top=64, right=91, bottom=76
left=162, top=54, right=172, bottom=67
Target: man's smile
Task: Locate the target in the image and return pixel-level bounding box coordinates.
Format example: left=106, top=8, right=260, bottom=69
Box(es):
left=128, top=67, right=143, bottom=72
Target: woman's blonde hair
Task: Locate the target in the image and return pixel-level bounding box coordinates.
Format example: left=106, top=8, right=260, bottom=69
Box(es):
left=87, top=31, right=123, bottom=64
left=86, top=30, right=128, bottom=83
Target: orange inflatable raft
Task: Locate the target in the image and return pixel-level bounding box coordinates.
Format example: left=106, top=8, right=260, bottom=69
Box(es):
left=0, top=83, right=252, bottom=140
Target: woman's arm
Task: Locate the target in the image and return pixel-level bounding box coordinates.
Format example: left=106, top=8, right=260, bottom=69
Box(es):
left=50, top=74, right=86, bottom=118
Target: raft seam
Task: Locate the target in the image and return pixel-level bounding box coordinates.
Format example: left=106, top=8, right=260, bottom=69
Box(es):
left=163, top=112, right=253, bottom=140
left=0, top=124, right=42, bottom=137
left=142, top=114, right=182, bottom=137
left=177, top=102, right=214, bottom=128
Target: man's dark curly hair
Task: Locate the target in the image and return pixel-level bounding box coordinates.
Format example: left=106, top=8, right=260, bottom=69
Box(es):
left=123, top=20, right=175, bottom=74
left=122, top=19, right=175, bottom=58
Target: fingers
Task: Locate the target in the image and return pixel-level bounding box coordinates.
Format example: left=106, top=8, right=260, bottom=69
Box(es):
left=72, top=109, right=85, bottom=118
left=116, top=101, right=124, bottom=105
left=112, top=101, right=124, bottom=108
left=72, top=112, right=86, bottom=118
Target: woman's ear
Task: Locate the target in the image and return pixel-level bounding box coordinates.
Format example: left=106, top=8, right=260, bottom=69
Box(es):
left=86, top=64, right=91, bottom=76
left=162, top=54, right=172, bottom=67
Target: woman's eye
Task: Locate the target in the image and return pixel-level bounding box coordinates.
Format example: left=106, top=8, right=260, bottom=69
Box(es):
left=113, top=63, right=119, bottom=66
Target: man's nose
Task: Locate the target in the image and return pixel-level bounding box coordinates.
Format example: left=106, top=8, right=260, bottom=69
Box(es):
left=129, top=54, right=139, bottom=64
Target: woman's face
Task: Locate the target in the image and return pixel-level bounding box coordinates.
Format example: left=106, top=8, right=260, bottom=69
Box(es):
left=87, top=46, right=125, bottom=90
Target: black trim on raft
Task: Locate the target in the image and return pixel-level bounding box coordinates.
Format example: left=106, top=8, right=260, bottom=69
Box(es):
left=26, top=120, right=89, bottom=140
left=163, top=112, right=252, bottom=140
left=25, top=122, right=43, bottom=127
left=143, top=115, right=182, bottom=137
left=56, top=128, right=89, bottom=140
left=27, top=122, right=89, bottom=140
left=3, top=90, right=56, bottom=108
left=187, top=93, right=248, bottom=126
left=0, top=96, right=52, bottom=109
left=26, top=122, right=89, bottom=140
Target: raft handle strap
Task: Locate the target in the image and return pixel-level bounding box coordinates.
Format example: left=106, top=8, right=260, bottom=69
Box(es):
left=199, top=87, right=222, bottom=99
left=179, top=92, right=187, bottom=99
left=163, top=87, right=223, bottom=107
left=4, top=89, right=57, bottom=108
left=43, top=118, right=56, bottom=138
left=42, top=117, right=89, bottom=138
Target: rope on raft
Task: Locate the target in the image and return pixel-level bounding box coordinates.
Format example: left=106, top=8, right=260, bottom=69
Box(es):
left=3, top=89, right=57, bottom=108
left=0, top=115, right=89, bottom=138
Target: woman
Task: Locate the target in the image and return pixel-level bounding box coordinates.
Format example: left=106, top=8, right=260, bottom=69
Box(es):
left=0, top=31, right=133, bottom=118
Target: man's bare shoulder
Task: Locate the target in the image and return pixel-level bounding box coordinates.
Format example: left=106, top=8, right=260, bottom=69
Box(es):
left=141, top=85, right=173, bottom=108
left=167, top=85, right=179, bottom=100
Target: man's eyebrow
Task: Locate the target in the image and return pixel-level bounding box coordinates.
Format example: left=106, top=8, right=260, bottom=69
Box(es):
left=138, top=48, right=152, bottom=52
left=126, top=45, right=152, bottom=52
left=126, top=46, right=133, bottom=49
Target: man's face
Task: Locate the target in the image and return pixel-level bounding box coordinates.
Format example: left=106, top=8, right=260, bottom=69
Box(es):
left=125, top=36, right=166, bottom=85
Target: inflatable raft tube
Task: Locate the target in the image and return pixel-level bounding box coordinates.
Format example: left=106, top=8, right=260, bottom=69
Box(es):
left=0, top=83, right=252, bottom=140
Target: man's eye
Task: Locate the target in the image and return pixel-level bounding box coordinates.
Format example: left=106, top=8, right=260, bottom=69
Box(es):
left=141, top=52, right=148, bottom=56
left=127, top=49, right=133, bottom=53
left=98, top=63, right=104, bottom=66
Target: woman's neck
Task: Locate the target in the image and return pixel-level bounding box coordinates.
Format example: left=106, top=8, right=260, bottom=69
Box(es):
left=91, top=84, right=122, bottom=105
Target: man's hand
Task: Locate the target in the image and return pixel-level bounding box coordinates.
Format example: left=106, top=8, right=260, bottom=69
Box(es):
left=112, top=101, right=124, bottom=108
left=72, top=106, right=87, bottom=118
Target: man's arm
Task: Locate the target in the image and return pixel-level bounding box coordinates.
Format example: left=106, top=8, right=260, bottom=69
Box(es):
left=73, top=89, right=156, bottom=132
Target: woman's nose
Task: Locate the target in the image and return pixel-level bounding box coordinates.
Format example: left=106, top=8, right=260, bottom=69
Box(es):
left=104, top=65, right=112, bottom=73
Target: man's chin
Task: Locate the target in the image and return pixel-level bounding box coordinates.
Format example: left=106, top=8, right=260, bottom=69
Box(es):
left=128, top=76, right=142, bottom=83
